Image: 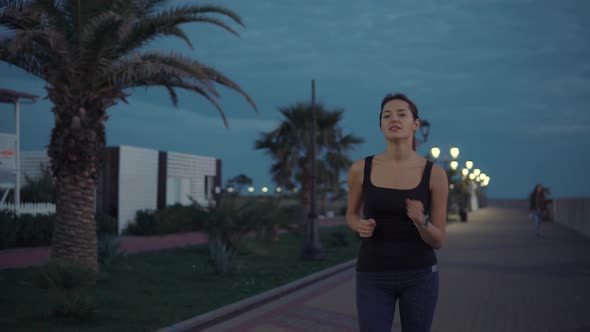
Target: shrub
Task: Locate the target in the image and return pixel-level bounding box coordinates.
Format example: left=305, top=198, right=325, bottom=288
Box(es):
left=97, top=235, right=124, bottom=266
left=0, top=210, right=19, bottom=248
left=0, top=211, right=54, bottom=249
left=207, top=237, right=237, bottom=275
left=0, top=211, right=117, bottom=249
left=123, top=204, right=205, bottom=235
left=96, top=212, right=118, bottom=236
left=31, top=262, right=98, bottom=320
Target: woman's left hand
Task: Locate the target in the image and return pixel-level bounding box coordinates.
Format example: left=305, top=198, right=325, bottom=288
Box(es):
left=406, top=199, right=426, bottom=226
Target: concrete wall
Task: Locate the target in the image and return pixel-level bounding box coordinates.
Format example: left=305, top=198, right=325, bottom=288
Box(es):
left=553, top=198, right=590, bottom=238
left=20, top=151, right=50, bottom=183
left=0, top=150, right=50, bottom=186
left=117, top=146, right=159, bottom=234
left=166, top=152, right=217, bottom=206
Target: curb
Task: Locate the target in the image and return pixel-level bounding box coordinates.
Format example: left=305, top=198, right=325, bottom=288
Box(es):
left=155, top=258, right=357, bottom=332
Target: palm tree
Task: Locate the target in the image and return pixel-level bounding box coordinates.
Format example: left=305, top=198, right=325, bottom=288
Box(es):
left=255, top=102, right=364, bottom=219
left=0, top=0, right=256, bottom=273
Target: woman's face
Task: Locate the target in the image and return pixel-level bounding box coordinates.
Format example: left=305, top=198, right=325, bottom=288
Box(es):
left=380, top=99, right=420, bottom=141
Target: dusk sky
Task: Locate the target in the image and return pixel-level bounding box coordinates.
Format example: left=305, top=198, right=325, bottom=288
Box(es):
left=1, top=0, right=589, bottom=199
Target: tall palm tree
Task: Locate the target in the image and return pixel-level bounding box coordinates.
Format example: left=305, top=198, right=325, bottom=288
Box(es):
left=255, top=102, right=364, bottom=218
left=0, top=0, right=256, bottom=272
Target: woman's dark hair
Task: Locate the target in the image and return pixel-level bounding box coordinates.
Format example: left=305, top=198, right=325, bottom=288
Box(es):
left=530, top=184, right=544, bottom=197
left=529, top=184, right=546, bottom=211
left=379, top=93, right=420, bottom=150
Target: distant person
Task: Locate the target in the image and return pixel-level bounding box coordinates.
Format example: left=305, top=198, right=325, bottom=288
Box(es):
left=346, top=93, right=449, bottom=332
left=529, top=184, right=546, bottom=236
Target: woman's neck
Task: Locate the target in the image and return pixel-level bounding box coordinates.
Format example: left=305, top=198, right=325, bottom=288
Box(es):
left=382, top=141, right=416, bottom=163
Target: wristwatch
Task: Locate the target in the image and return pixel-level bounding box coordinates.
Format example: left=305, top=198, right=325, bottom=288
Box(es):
left=417, top=215, right=429, bottom=229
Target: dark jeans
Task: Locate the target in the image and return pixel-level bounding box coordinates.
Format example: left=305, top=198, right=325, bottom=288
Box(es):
left=531, top=209, right=542, bottom=235
left=356, top=265, right=439, bottom=332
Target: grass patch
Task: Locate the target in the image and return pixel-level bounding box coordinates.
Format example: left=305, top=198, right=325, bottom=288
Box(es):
left=0, top=225, right=359, bottom=332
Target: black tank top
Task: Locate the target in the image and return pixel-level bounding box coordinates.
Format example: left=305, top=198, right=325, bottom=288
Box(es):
left=356, top=155, right=437, bottom=272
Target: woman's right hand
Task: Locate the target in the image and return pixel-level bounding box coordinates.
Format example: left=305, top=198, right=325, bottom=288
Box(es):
left=356, top=218, right=376, bottom=237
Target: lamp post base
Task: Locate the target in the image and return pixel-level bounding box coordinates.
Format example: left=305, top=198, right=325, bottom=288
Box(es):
left=460, top=209, right=468, bottom=222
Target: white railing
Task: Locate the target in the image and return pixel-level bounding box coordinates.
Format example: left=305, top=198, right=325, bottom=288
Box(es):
left=0, top=202, right=56, bottom=215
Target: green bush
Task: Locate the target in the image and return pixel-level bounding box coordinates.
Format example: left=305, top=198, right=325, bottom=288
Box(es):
left=17, top=213, right=55, bottom=247
left=123, top=204, right=205, bottom=235
left=96, top=212, right=118, bottom=235
left=97, top=235, right=124, bottom=266
left=156, top=203, right=204, bottom=233
left=52, top=294, right=98, bottom=320
left=31, top=262, right=98, bottom=320
left=200, top=196, right=298, bottom=252
left=0, top=211, right=54, bottom=249
left=124, top=209, right=157, bottom=235
left=0, top=210, right=20, bottom=248
left=207, top=237, right=238, bottom=275
left=118, top=197, right=303, bottom=239
left=0, top=211, right=118, bottom=249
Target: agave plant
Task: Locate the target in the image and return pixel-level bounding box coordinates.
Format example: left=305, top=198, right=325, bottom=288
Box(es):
left=0, top=0, right=256, bottom=272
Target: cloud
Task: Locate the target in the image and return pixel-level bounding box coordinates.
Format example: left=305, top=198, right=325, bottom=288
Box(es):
left=110, top=98, right=278, bottom=133
left=534, top=124, right=590, bottom=135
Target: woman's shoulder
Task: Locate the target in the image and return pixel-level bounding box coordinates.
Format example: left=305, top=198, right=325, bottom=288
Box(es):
left=429, top=162, right=448, bottom=188
left=350, top=157, right=368, bottom=173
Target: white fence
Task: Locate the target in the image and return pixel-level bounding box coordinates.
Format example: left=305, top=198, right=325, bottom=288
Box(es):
left=0, top=202, right=56, bottom=215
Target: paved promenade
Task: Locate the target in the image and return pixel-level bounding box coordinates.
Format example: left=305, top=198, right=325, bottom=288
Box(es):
left=197, top=204, right=590, bottom=332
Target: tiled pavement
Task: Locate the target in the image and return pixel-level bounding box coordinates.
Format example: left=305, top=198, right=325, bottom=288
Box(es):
left=198, top=204, right=590, bottom=332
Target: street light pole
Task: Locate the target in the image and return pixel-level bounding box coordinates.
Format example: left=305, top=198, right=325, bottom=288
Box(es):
left=302, top=79, right=323, bottom=260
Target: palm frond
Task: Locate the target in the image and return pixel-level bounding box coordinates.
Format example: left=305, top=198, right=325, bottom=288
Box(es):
left=30, top=0, right=70, bottom=31
left=113, top=68, right=229, bottom=127
left=115, top=5, right=241, bottom=59
left=182, top=5, right=244, bottom=26
left=0, top=37, right=46, bottom=78
left=164, top=25, right=193, bottom=48
left=77, top=11, right=126, bottom=77
left=9, top=28, right=69, bottom=56
left=0, top=29, right=70, bottom=82
left=139, top=52, right=218, bottom=95
left=0, top=0, right=43, bottom=30
left=103, top=52, right=220, bottom=97
left=201, top=65, right=257, bottom=112
left=339, top=133, right=365, bottom=148
left=255, top=102, right=364, bottom=189
left=165, top=85, right=178, bottom=107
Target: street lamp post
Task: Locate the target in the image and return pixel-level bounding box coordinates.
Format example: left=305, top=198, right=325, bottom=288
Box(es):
left=302, top=79, right=324, bottom=260
left=430, top=146, right=459, bottom=170
left=415, top=120, right=430, bottom=148
left=430, top=146, right=469, bottom=220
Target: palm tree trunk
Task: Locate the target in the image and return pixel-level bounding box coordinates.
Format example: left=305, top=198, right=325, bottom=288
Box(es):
left=300, top=173, right=311, bottom=221
left=51, top=172, right=98, bottom=272
left=47, top=92, right=107, bottom=274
